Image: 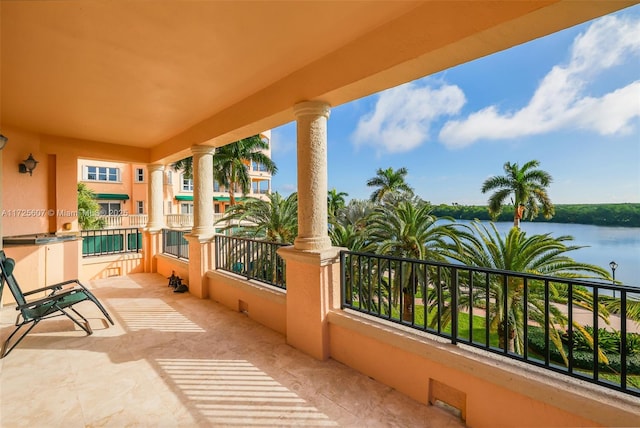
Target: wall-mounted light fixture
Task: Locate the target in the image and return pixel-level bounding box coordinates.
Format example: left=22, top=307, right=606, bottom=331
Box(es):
left=0, top=134, right=7, bottom=150
left=19, top=153, right=39, bottom=176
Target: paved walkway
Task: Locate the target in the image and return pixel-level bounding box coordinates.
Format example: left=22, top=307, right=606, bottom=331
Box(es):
left=1, top=273, right=464, bottom=427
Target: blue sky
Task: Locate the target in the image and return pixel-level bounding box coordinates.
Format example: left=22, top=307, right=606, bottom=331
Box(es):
left=270, top=6, right=640, bottom=205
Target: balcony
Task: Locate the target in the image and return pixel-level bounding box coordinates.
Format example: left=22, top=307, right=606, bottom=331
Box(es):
left=3, top=231, right=639, bottom=426
left=0, top=273, right=463, bottom=427
left=96, top=214, right=231, bottom=230
left=3, top=3, right=637, bottom=425
left=97, top=214, right=148, bottom=229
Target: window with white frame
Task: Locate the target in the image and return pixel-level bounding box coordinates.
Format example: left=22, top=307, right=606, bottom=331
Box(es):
left=134, top=167, right=144, bottom=182
left=98, top=201, right=121, bottom=216
left=251, top=161, right=269, bottom=172
left=84, top=166, right=120, bottom=182
left=252, top=180, right=269, bottom=194
left=180, top=203, right=193, bottom=214
left=181, top=174, right=193, bottom=191
left=213, top=180, right=222, bottom=192
left=136, top=201, right=144, bottom=214
left=166, top=170, right=173, bottom=185
left=166, top=201, right=172, bottom=214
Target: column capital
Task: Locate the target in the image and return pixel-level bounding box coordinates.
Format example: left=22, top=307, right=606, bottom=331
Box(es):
left=293, top=101, right=331, bottom=119
left=191, top=145, right=216, bottom=155
left=147, top=163, right=165, bottom=172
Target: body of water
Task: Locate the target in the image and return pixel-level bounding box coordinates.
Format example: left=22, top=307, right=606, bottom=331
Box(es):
left=453, top=220, right=640, bottom=287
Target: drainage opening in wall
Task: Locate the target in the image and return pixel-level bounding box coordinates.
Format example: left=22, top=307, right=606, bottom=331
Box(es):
left=239, top=300, right=248, bottom=315
left=428, top=378, right=466, bottom=422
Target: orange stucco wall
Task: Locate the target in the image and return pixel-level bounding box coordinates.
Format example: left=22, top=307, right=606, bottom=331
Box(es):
left=0, top=127, right=151, bottom=303
left=77, top=159, right=148, bottom=216
left=326, top=311, right=637, bottom=427
left=156, top=254, right=190, bottom=286
left=206, top=270, right=286, bottom=335
left=1, top=239, right=81, bottom=305
left=2, top=129, right=50, bottom=236
left=80, top=253, right=144, bottom=281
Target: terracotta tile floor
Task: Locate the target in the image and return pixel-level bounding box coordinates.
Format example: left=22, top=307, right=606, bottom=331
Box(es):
left=1, top=273, right=465, bottom=427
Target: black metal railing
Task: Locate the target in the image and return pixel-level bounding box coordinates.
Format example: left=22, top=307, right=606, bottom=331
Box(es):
left=341, top=250, right=640, bottom=397
left=162, top=229, right=189, bottom=260
left=215, top=235, right=287, bottom=289
left=81, top=228, right=142, bottom=257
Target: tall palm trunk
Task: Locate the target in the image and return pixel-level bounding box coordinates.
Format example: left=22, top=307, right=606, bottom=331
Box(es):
left=497, top=321, right=516, bottom=351
left=228, top=164, right=236, bottom=206
left=402, top=265, right=415, bottom=322
left=402, top=289, right=414, bottom=322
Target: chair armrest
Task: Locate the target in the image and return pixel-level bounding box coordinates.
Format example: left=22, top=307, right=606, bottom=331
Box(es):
left=17, top=288, right=83, bottom=310
left=22, top=279, right=83, bottom=296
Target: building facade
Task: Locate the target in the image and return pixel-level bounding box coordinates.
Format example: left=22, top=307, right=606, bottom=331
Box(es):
left=77, top=131, right=273, bottom=228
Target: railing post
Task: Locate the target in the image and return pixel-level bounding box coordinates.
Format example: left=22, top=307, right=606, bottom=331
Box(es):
left=621, top=291, right=628, bottom=390
left=340, top=250, right=346, bottom=309
left=451, top=267, right=458, bottom=345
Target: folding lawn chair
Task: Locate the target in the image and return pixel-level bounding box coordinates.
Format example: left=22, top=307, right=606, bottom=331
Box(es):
left=0, top=250, right=114, bottom=358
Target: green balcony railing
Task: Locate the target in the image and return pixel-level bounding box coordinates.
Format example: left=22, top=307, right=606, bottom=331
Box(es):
left=81, top=228, right=142, bottom=257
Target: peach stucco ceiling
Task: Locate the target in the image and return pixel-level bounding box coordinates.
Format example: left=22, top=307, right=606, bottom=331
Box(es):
left=1, top=1, right=636, bottom=163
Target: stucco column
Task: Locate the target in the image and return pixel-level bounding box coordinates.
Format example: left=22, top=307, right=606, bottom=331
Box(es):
left=191, top=145, right=216, bottom=237
left=144, top=164, right=164, bottom=273
left=278, top=100, right=343, bottom=360
left=184, top=145, right=215, bottom=299
left=146, top=164, right=165, bottom=231
left=293, top=101, right=332, bottom=251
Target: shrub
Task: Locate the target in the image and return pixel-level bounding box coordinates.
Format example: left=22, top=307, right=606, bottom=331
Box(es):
left=528, top=327, right=640, bottom=375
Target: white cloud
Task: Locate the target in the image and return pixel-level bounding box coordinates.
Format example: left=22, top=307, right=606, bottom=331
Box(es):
left=439, top=14, right=640, bottom=148
left=352, top=81, right=465, bottom=154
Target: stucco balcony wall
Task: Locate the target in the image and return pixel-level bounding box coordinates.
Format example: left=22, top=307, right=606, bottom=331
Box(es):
left=80, top=252, right=144, bottom=281
left=327, top=311, right=639, bottom=427
left=206, top=270, right=287, bottom=336
left=156, top=253, right=190, bottom=285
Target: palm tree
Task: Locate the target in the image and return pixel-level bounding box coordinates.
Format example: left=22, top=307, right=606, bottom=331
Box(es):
left=170, top=157, right=193, bottom=179
left=329, top=199, right=374, bottom=251
left=366, top=167, right=414, bottom=203
left=217, top=192, right=298, bottom=244
left=214, top=135, right=277, bottom=205
left=170, top=135, right=277, bottom=205
left=327, top=188, right=348, bottom=218
left=481, top=160, right=554, bottom=228
left=77, top=183, right=105, bottom=230
left=444, top=221, right=612, bottom=361
left=366, top=200, right=463, bottom=321
left=333, top=199, right=375, bottom=232
left=328, top=222, right=367, bottom=252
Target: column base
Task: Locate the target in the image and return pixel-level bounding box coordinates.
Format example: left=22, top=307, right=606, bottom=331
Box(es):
left=142, top=229, right=162, bottom=273
left=189, top=227, right=215, bottom=239
left=293, top=236, right=333, bottom=251
left=184, top=234, right=214, bottom=299
left=278, top=246, right=344, bottom=360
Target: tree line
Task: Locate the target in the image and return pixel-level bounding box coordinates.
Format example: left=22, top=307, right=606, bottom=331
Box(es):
left=431, top=203, right=640, bottom=227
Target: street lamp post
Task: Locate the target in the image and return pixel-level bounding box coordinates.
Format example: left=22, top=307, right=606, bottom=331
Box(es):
left=609, top=261, right=618, bottom=299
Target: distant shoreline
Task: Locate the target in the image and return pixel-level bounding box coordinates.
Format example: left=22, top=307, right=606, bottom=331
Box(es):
left=431, top=203, right=640, bottom=228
